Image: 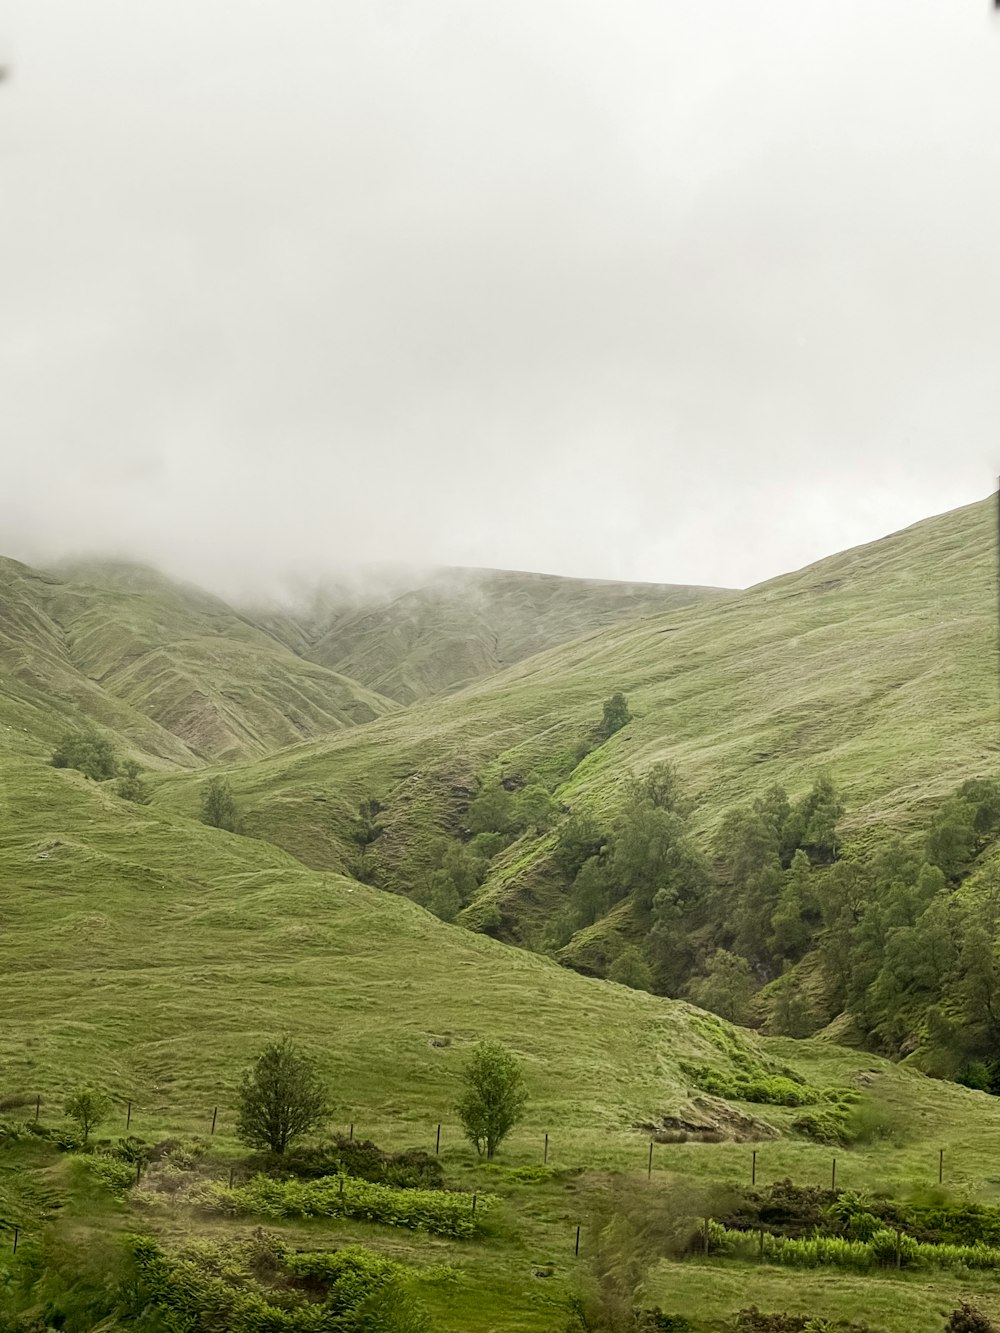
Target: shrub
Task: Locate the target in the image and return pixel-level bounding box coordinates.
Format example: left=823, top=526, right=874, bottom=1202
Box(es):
left=261, top=1135, right=443, bottom=1190
left=51, top=729, right=118, bottom=780
left=684, top=1064, right=818, bottom=1107
left=236, top=1038, right=328, bottom=1154
left=196, top=1172, right=495, bottom=1238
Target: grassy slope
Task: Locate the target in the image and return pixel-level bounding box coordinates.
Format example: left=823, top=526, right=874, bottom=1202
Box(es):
left=0, top=558, right=399, bottom=765
left=6, top=763, right=1000, bottom=1329
left=154, top=497, right=998, bottom=946
left=298, top=566, right=732, bottom=704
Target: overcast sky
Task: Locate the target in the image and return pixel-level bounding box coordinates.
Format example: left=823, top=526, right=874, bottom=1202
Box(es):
left=1, top=1, right=998, bottom=598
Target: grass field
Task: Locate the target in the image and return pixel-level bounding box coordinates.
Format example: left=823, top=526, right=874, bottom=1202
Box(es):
left=5, top=760, right=1000, bottom=1328
left=4, top=497, right=1000, bottom=1329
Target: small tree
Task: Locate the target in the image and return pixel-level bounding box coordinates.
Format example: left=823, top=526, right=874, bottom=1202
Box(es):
left=115, top=759, right=151, bottom=805
left=688, top=948, right=757, bottom=1026
left=597, top=692, right=631, bottom=740
left=51, top=729, right=118, bottom=781
left=64, top=1086, right=111, bottom=1144
left=201, top=776, right=240, bottom=832
left=607, top=945, right=653, bottom=992
left=456, top=1040, right=527, bottom=1160
left=236, top=1038, right=328, bottom=1154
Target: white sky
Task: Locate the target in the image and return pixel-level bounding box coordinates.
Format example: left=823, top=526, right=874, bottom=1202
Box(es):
left=1, top=1, right=998, bottom=597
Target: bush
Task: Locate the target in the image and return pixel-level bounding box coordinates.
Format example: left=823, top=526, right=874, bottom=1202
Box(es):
left=196, top=1172, right=494, bottom=1238
left=260, top=1135, right=443, bottom=1190
left=51, top=729, right=118, bottom=780
left=114, top=760, right=151, bottom=804
left=684, top=1064, right=818, bottom=1107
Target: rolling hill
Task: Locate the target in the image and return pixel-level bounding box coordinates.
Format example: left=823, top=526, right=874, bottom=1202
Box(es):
left=292, top=566, right=732, bottom=704
left=154, top=495, right=997, bottom=933
left=4, top=496, right=1000, bottom=1331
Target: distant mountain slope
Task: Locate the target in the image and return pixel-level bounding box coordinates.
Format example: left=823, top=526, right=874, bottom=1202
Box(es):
left=0, top=559, right=398, bottom=764
left=294, top=567, right=732, bottom=704
left=156, top=496, right=997, bottom=943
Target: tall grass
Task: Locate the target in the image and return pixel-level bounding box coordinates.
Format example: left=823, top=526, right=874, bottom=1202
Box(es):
left=706, top=1221, right=1000, bottom=1273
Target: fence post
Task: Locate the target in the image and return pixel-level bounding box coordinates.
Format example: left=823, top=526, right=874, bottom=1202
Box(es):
left=126, top=1101, right=132, bottom=1130
left=34, top=1096, right=39, bottom=1124
left=349, top=1123, right=354, bottom=1141
left=544, top=1132, right=549, bottom=1164
left=13, top=1227, right=19, bottom=1255
left=647, top=1141, right=654, bottom=1180
left=831, top=1157, right=836, bottom=1191
left=751, top=1149, right=757, bottom=1186
left=895, top=1230, right=902, bottom=1269
left=210, top=1107, right=218, bottom=1135
left=938, top=1148, right=944, bottom=1184
left=575, top=1224, right=581, bottom=1257
left=472, top=1193, right=478, bottom=1218
left=436, top=1124, right=441, bottom=1155
left=135, top=1160, right=142, bottom=1186
left=228, top=1166, right=235, bottom=1189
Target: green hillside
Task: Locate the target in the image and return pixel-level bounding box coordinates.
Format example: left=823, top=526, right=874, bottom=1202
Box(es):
left=297, top=566, right=731, bottom=704
left=157, top=496, right=996, bottom=922
left=0, top=558, right=398, bottom=764
left=5, top=497, right=1000, bottom=1330
left=6, top=761, right=1000, bottom=1330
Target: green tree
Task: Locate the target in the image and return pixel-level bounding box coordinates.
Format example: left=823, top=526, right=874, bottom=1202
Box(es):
left=552, top=813, right=605, bottom=879
left=114, top=759, right=150, bottom=805
left=688, top=949, right=756, bottom=1025
left=51, top=729, right=118, bottom=781
left=770, top=979, right=817, bottom=1038
left=63, top=1086, right=111, bottom=1144
left=426, top=870, right=462, bottom=922
left=456, top=1041, right=527, bottom=1159
left=236, top=1038, right=328, bottom=1154
left=466, top=784, right=515, bottom=836
left=597, top=692, right=631, bottom=740
left=770, top=849, right=814, bottom=960
left=514, top=784, right=559, bottom=833
left=926, top=797, right=978, bottom=879
left=201, top=776, right=241, bottom=832
left=607, top=945, right=653, bottom=991
left=788, top=774, right=843, bottom=862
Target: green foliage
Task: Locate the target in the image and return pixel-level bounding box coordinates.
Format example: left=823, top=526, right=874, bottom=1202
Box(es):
left=236, top=1037, right=328, bottom=1154
left=553, top=812, right=606, bottom=880
left=130, top=1233, right=429, bottom=1330
left=597, top=692, right=631, bottom=740
left=688, top=950, right=757, bottom=1026
left=350, top=798, right=384, bottom=847
left=466, top=783, right=516, bottom=836
left=50, top=729, right=118, bottom=780
left=260, top=1134, right=443, bottom=1190
left=63, top=1086, right=111, bottom=1144
left=607, top=945, right=654, bottom=991
left=684, top=1064, right=818, bottom=1107
left=85, top=1153, right=137, bottom=1197
left=707, top=1218, right=1000, bottom=1273
left=456, top=1039, right=527, bottom=1160
left=200, top=776, right=241, bottom=832
left=113, top=759, right=151, bottom=804
left=515, top=783, right=560, bottom=833
left=200, top=1172, right=494, bottom=1237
